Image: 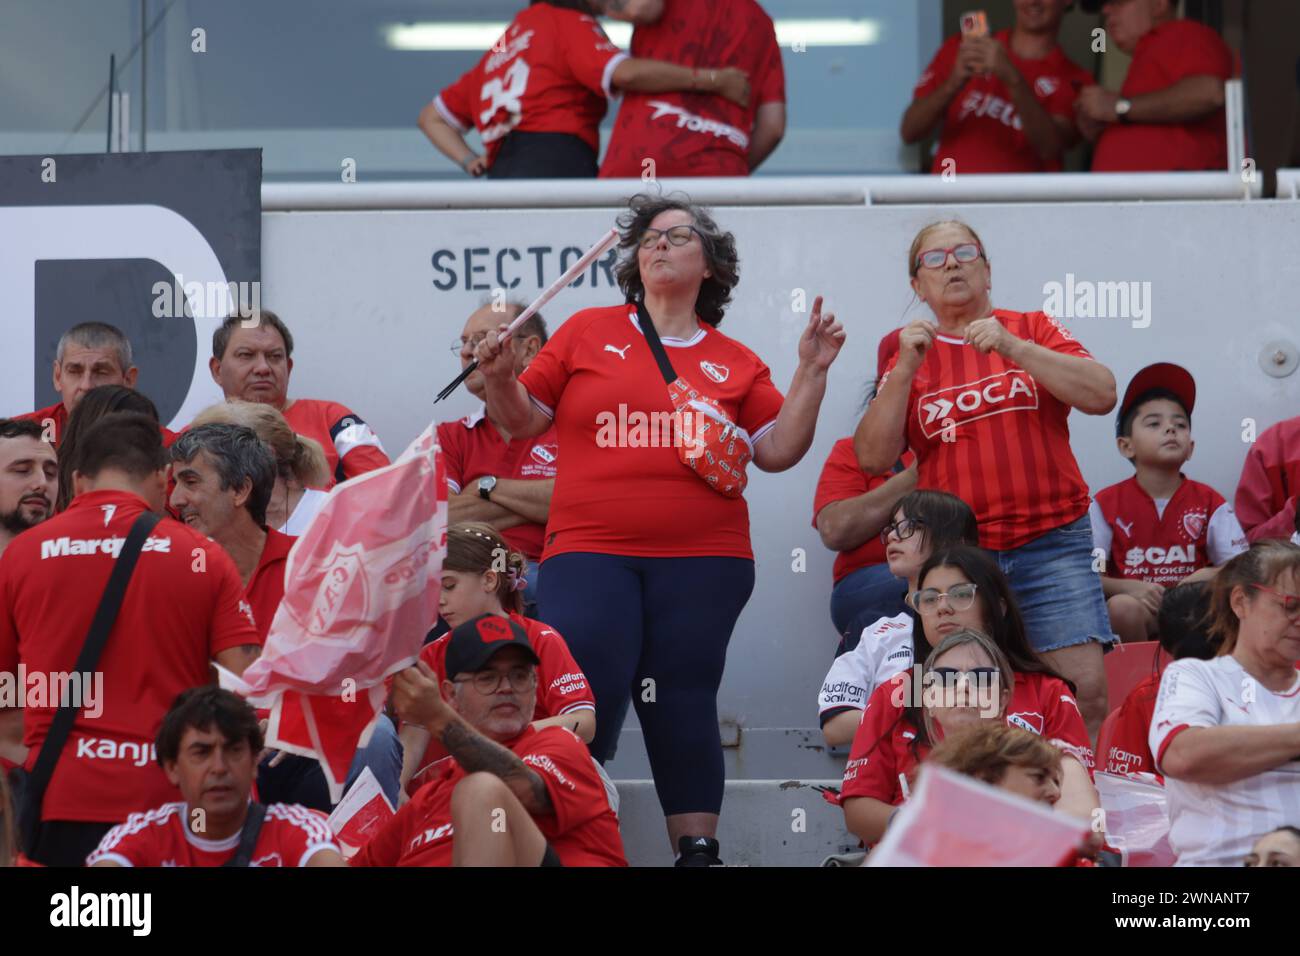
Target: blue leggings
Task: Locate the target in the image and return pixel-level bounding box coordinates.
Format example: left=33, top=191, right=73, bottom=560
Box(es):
left=538, top=553, right=755, bottom=817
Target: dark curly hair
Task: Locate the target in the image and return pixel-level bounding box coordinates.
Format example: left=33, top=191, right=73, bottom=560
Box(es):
left=614, top=193, right=739, bottom=327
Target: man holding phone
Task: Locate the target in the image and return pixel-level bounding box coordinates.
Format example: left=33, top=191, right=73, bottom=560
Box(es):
left=901, top=0, right=1091, bottom=173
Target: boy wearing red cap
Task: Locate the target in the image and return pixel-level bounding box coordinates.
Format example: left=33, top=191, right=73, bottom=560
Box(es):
left=1089, top=364, right=1248, bottom=642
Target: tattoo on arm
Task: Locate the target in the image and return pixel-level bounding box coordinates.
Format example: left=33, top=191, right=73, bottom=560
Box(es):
left=439, top=718, right=553, bottom=813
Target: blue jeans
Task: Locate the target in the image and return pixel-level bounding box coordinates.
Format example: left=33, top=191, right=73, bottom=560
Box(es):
left=829, top=563, right=907, bottom=655
left=994, top=513, right=1117, bottom=654
left=258, top=713, right=403, bottom=811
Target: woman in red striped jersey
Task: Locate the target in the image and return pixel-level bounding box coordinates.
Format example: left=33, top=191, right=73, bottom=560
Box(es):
left=854, top=219, right=1118, bottom=739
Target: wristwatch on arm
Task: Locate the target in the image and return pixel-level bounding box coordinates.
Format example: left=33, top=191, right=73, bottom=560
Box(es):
left=1115, top=97, right=1132, bottom=123
left=477, top=476, right=498, bottom=501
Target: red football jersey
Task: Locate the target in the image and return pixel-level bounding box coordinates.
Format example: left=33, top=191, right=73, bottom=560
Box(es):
left=0, top=490, right=259, bottom=823
left=812, top=439, right=915, bottom=584
left=1235, top=415, right=1300, bottom=542
left=244, top=527, right=296, bottom=641
left=1092, top=20, right=1233, bottom=172
left=1103, top=672, right=1159, bottom=778
left=599, top=0, right=785, bottom=178
left=519, top=305, right=784, bottom=560
left=879, top=310, right=1095, bottom=551
left=914, top=30, right=1092, bottom=173
left=412, top=612, right=595, bottom=783
left=351, top=724, right=626, bottom=867
left=839, top=670, right=1093, bottom=805
left=16, top=400, right=176, bottom=448
left=435, top=5, right=627, bottom=168
left=87, top=801, right=338, bottom=867
left=1091, top=476, right=1246, bottom=585
left=282, top=398, right=389, bottom=489
left=436, top=408, right=559, bottom=561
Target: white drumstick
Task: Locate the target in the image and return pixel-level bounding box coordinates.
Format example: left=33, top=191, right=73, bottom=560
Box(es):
left=494, top=226, right=620, bottom=345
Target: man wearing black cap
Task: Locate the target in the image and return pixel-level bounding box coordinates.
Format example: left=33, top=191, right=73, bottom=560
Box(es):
left=1089, top=363, right=1247, bottom=641
left=351, top=614, right=626, bottom=867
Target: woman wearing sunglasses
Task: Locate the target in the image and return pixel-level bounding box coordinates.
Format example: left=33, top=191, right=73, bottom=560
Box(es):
left=854, top=219, right=1118, bottom=740
left=475, top=193, right=844, bottom=865
left=839, top=545, right=1098, bottom=845
left=1152, top=540, right=1300, bottom=866
left=818, top=490, right=977, bottom=747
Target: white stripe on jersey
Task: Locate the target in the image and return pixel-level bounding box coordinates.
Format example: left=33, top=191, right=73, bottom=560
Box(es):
left=333, top=420, right=386, bottom=458
left=1150, top=656, right=1300, bottom=866
left=433, top=93, right=469, bottom=133
left=87, top=802, right=188, bottom=864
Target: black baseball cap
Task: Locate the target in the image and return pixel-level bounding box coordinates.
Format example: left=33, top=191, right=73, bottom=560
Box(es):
left=1116, top=363, right=1196, bottom=437
left=444, top=613, right=540, bottom=680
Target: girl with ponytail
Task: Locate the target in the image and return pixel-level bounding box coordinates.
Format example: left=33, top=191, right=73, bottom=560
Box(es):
left=398, top=522, right=597, bottom=796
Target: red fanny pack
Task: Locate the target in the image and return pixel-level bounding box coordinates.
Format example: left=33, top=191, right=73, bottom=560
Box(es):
left=636, top=303, right=753, bottom=499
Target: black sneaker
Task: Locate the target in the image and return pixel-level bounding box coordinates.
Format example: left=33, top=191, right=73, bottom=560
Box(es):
left=675, top=836, right=723, bottom=867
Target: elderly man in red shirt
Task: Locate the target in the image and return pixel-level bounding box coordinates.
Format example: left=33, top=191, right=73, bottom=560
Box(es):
left=209, top=311, right=389, bottom=488
left=1078, top=0, right=1235, bottom=170
left=438, top=302, right=557, bottom=615
left=15, top=322, right=139, bottom=446
left=902, top=0, right=1092, bottom=173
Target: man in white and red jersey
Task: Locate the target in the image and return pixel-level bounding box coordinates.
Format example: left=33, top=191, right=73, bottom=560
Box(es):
left=902, top=0, right=1091, bottom=173
left=0, top=413, right=260, bottom=866
left=1090, top=364, right=1247, bottom=641
left=209, top=311, right=389, bottom=488
left=1080, top=0, right=1234, bottom=172
left=597, top=0, right=786, bottom=177
left=438, top=302, right=557, bottom=605
left=419, top=0, right=750, bottom=179
left=89, top=687, right=343, bottom=867
left=1236, top=413, right=1300, bottom=544
left=352, top=615, right=625, bottom=866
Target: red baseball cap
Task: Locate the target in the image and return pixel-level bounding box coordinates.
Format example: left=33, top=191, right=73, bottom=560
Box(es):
left=1116, top=363, right=1196, bottom=437
left=444, top=613, right=540, bottom=680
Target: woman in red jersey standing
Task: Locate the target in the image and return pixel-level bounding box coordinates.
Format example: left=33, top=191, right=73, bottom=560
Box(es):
left=474, top=192, right=845, bottom=865
left=855, top=219, right=1118, bottom=739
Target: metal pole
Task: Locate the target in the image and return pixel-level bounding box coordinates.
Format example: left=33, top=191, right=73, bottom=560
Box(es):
left=140, top=0, right=147, bottom=151
left=107, top=53, right=115, bottom=152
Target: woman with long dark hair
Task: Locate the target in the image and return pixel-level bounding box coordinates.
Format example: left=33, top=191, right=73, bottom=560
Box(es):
left=839, top=545, right=1097, bottom=845
left=473, top=192, right=844, bottom=864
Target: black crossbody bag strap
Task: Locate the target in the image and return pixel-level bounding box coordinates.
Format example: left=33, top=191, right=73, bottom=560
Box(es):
left=19, top=510, right=161, bottom=846
left=224, top=803, right=268, bottom=867
left=634, top=300, right=679, bottom=386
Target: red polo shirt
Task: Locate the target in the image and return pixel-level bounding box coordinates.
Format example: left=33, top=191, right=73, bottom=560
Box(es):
left=16, top=401, right=177, bottom=448
left=436, top=408, right=559, bottom=561
left=0, top=490, right=258, bottom=823
left=1091, top=19, right=1233, bottom=172
left=244, top=527, right=296, bottom=641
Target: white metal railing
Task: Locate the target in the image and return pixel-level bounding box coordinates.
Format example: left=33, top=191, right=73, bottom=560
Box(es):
left=1278, top=169, right=1300, bottom=199
left=261, top=171, right=1262, bottom=211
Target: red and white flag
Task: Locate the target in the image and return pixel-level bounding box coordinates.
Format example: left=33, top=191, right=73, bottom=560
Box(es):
left=867, top=764, right=1090, bottom=867
left=228, top=424, right=447, bottom=802
left=327, top=766, right=396, bottom=859
left=1094, top=771, right=1174, bottom=867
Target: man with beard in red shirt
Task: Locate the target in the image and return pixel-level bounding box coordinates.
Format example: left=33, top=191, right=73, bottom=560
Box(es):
left=352, top=615, right=625, bottom=867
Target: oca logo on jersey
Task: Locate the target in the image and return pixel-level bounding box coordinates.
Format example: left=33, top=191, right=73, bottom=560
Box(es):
left=918, top=370, right=1039, bottom=440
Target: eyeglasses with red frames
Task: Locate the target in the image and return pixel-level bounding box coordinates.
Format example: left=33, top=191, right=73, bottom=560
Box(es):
left=914, top=242, right=984, bottom=272
left=1249, top=584, right=1300, bottom=617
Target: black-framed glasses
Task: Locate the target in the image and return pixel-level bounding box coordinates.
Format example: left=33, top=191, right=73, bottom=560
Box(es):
left=914, top=242, right=983, bottom=271
left=1250, top=584, right=1300, bottom=617
left=451, top=332, right=490, bottom=353
left=881, top=517, right=926, bottom=546
left=910, top=582, right=979, bottom=613
left=638, top=224, right=703, bottom=249
left=454, top=666, right=536, bottom=695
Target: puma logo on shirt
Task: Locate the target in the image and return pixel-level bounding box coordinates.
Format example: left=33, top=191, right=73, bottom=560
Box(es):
left=604, top=344, right=631, bottom=359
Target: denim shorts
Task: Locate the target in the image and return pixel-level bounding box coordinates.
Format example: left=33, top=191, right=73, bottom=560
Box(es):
left=994, top=513, right=1117, bottom=654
